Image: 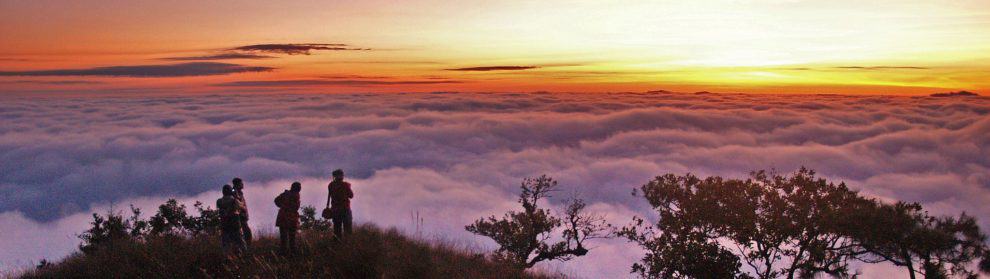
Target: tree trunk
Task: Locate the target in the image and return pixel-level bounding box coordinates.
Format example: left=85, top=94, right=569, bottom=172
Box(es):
left=904, top=250, right=916, bottom=279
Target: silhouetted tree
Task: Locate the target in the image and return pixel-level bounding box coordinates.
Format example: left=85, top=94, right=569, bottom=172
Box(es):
left=185, top=201, right=220, bottom=235
left=79, top=206, right=145, bottom=254
left=301, top=205, right=332, bottom=231
left=149, top=199, right=190, bottom=235
left=146, top=199, right=220, bottom=236
left=79, top=200, right=221, bottom=254
left=466, top=175, right=611, bottom=269
left=620, top=168, right=988, bottom=279
left=850, top=201, right=990, bottom=279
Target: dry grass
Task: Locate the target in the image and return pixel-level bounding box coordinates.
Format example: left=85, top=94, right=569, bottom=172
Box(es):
left=22, top=224, right=558, bottom=279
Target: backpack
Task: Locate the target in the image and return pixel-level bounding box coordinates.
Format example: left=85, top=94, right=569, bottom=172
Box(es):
left=274, top=190, right=288, bottom=208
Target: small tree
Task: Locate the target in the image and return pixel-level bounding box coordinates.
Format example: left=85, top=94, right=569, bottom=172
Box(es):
left=79, top=206, right=144, bottom=254
left=466, top=175, right=611, bottom=269
left=185, top=201, right=220, bottom=236
left=149, top=199, right=191, bottom=235
left=301, top=205, right=332, bottom=231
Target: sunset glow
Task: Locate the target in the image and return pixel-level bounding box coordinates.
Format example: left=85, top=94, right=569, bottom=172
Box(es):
left=3, top=0, right=990, bottom=95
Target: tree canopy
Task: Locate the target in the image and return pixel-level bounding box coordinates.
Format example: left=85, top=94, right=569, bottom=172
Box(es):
left=466, top=175, right=612, bottom=269
left=620, top=168, right=990, bottom=279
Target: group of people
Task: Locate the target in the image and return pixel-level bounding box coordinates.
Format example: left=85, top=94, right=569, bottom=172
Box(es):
left=215, top=169, right=354, bottom=255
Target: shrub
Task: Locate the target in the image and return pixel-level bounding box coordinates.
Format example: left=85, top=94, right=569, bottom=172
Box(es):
left=466, top=175, right=611, bottom=269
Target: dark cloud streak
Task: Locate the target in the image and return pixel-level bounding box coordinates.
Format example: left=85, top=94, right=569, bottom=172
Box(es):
left=213, top=79, right=463, bottom=87
left=3, top=80, right=101, bottom=85
left=231, top=43, right=370, bottom=55
left=160, top=53, right=276, bottom=61
left=446, top=66, right=539, bottom=71
left=0, top=62, right=273, bottom=77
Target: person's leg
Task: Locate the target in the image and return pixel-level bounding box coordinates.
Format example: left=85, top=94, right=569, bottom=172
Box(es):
left=288, top=228, right=297, bottom=253
left=343, top=209, right=353, bottom=236
left=220, top=229, right=230, bottom=252
left=332, top=214, right=343, bottom=240
left=279, top=227, right=288, bottom=253
left=242, top=219, right=252, bottom=247
left=232, top=225, right=247, bottom=254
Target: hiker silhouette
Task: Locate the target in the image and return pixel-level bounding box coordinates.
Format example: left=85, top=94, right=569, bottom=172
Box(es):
left=217, top=184, right=247, bottom=254
left=275, top=182, right=302, bottom=254
left=325, top=169, right=354, bottom=240
left=232, top=177, right=252, bottom=247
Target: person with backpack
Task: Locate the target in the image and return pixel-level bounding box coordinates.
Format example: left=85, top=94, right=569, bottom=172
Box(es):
left=275, top=182, right=302, bottom=254
left=325, top=169, right=354, bottom=240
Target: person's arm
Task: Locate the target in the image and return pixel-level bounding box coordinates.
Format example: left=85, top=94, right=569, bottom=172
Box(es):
left=346, top=183, right=354, bottom=199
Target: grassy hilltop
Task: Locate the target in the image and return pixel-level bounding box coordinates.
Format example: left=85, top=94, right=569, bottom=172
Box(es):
left=23, top=224, right=554, bottom=279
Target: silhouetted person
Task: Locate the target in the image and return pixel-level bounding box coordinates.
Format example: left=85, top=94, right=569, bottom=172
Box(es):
left=326, top=169, right=354, bottom=240
left=275, top=182, right=302, bottom=255
left=217, top=184, right=247, bottom=254
left=232, top=177, right=252, bottom=247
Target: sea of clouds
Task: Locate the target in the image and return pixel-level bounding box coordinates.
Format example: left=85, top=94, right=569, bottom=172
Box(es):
left=1, top=91, right=988, bottom=277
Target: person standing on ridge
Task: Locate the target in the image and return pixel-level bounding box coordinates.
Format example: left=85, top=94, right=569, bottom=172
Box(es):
left=232, top=177, right=253, bottom=247
left=326, top=169, right=353, bottom=240
left=275, top=182, right=302, bottom=255
left=217, top=184, right=247, bottom=254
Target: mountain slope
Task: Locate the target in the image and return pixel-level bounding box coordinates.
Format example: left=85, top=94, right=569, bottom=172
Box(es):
left=22, top=224, right=555, bottom=279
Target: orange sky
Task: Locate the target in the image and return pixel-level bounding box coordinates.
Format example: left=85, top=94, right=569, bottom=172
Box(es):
left=2, top=0, right=989, bottom=95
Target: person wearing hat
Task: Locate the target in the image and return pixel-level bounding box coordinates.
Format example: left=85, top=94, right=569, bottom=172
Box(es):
left=275, top=182, right=302, bottom=254
left=325, top=169, right=354, bottom=240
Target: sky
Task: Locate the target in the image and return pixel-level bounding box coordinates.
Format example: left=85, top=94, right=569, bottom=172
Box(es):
left=2, top=0, right=990, bottom=95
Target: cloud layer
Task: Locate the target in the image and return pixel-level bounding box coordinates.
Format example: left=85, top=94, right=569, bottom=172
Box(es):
left=1, top=92, right=988, bottom=277
left=0, top=62, right=273, bottom=77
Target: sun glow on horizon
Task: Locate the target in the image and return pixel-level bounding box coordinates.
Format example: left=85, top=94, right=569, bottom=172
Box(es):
left=2, top=0, right=990, bottom=95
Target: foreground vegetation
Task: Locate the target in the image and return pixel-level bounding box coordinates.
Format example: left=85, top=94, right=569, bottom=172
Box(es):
left=620, top=168, right=990, bottom=279
left=20, top=168, right=990, bottom=278
left=25, top=224, right=552, bottom=279
left=464, top=170, right=990, bottom=278
left=23, top=204, right=553, bottom=279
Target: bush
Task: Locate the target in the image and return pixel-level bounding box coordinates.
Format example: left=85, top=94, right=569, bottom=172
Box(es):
left=300, top=206, right=332, bottom=232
